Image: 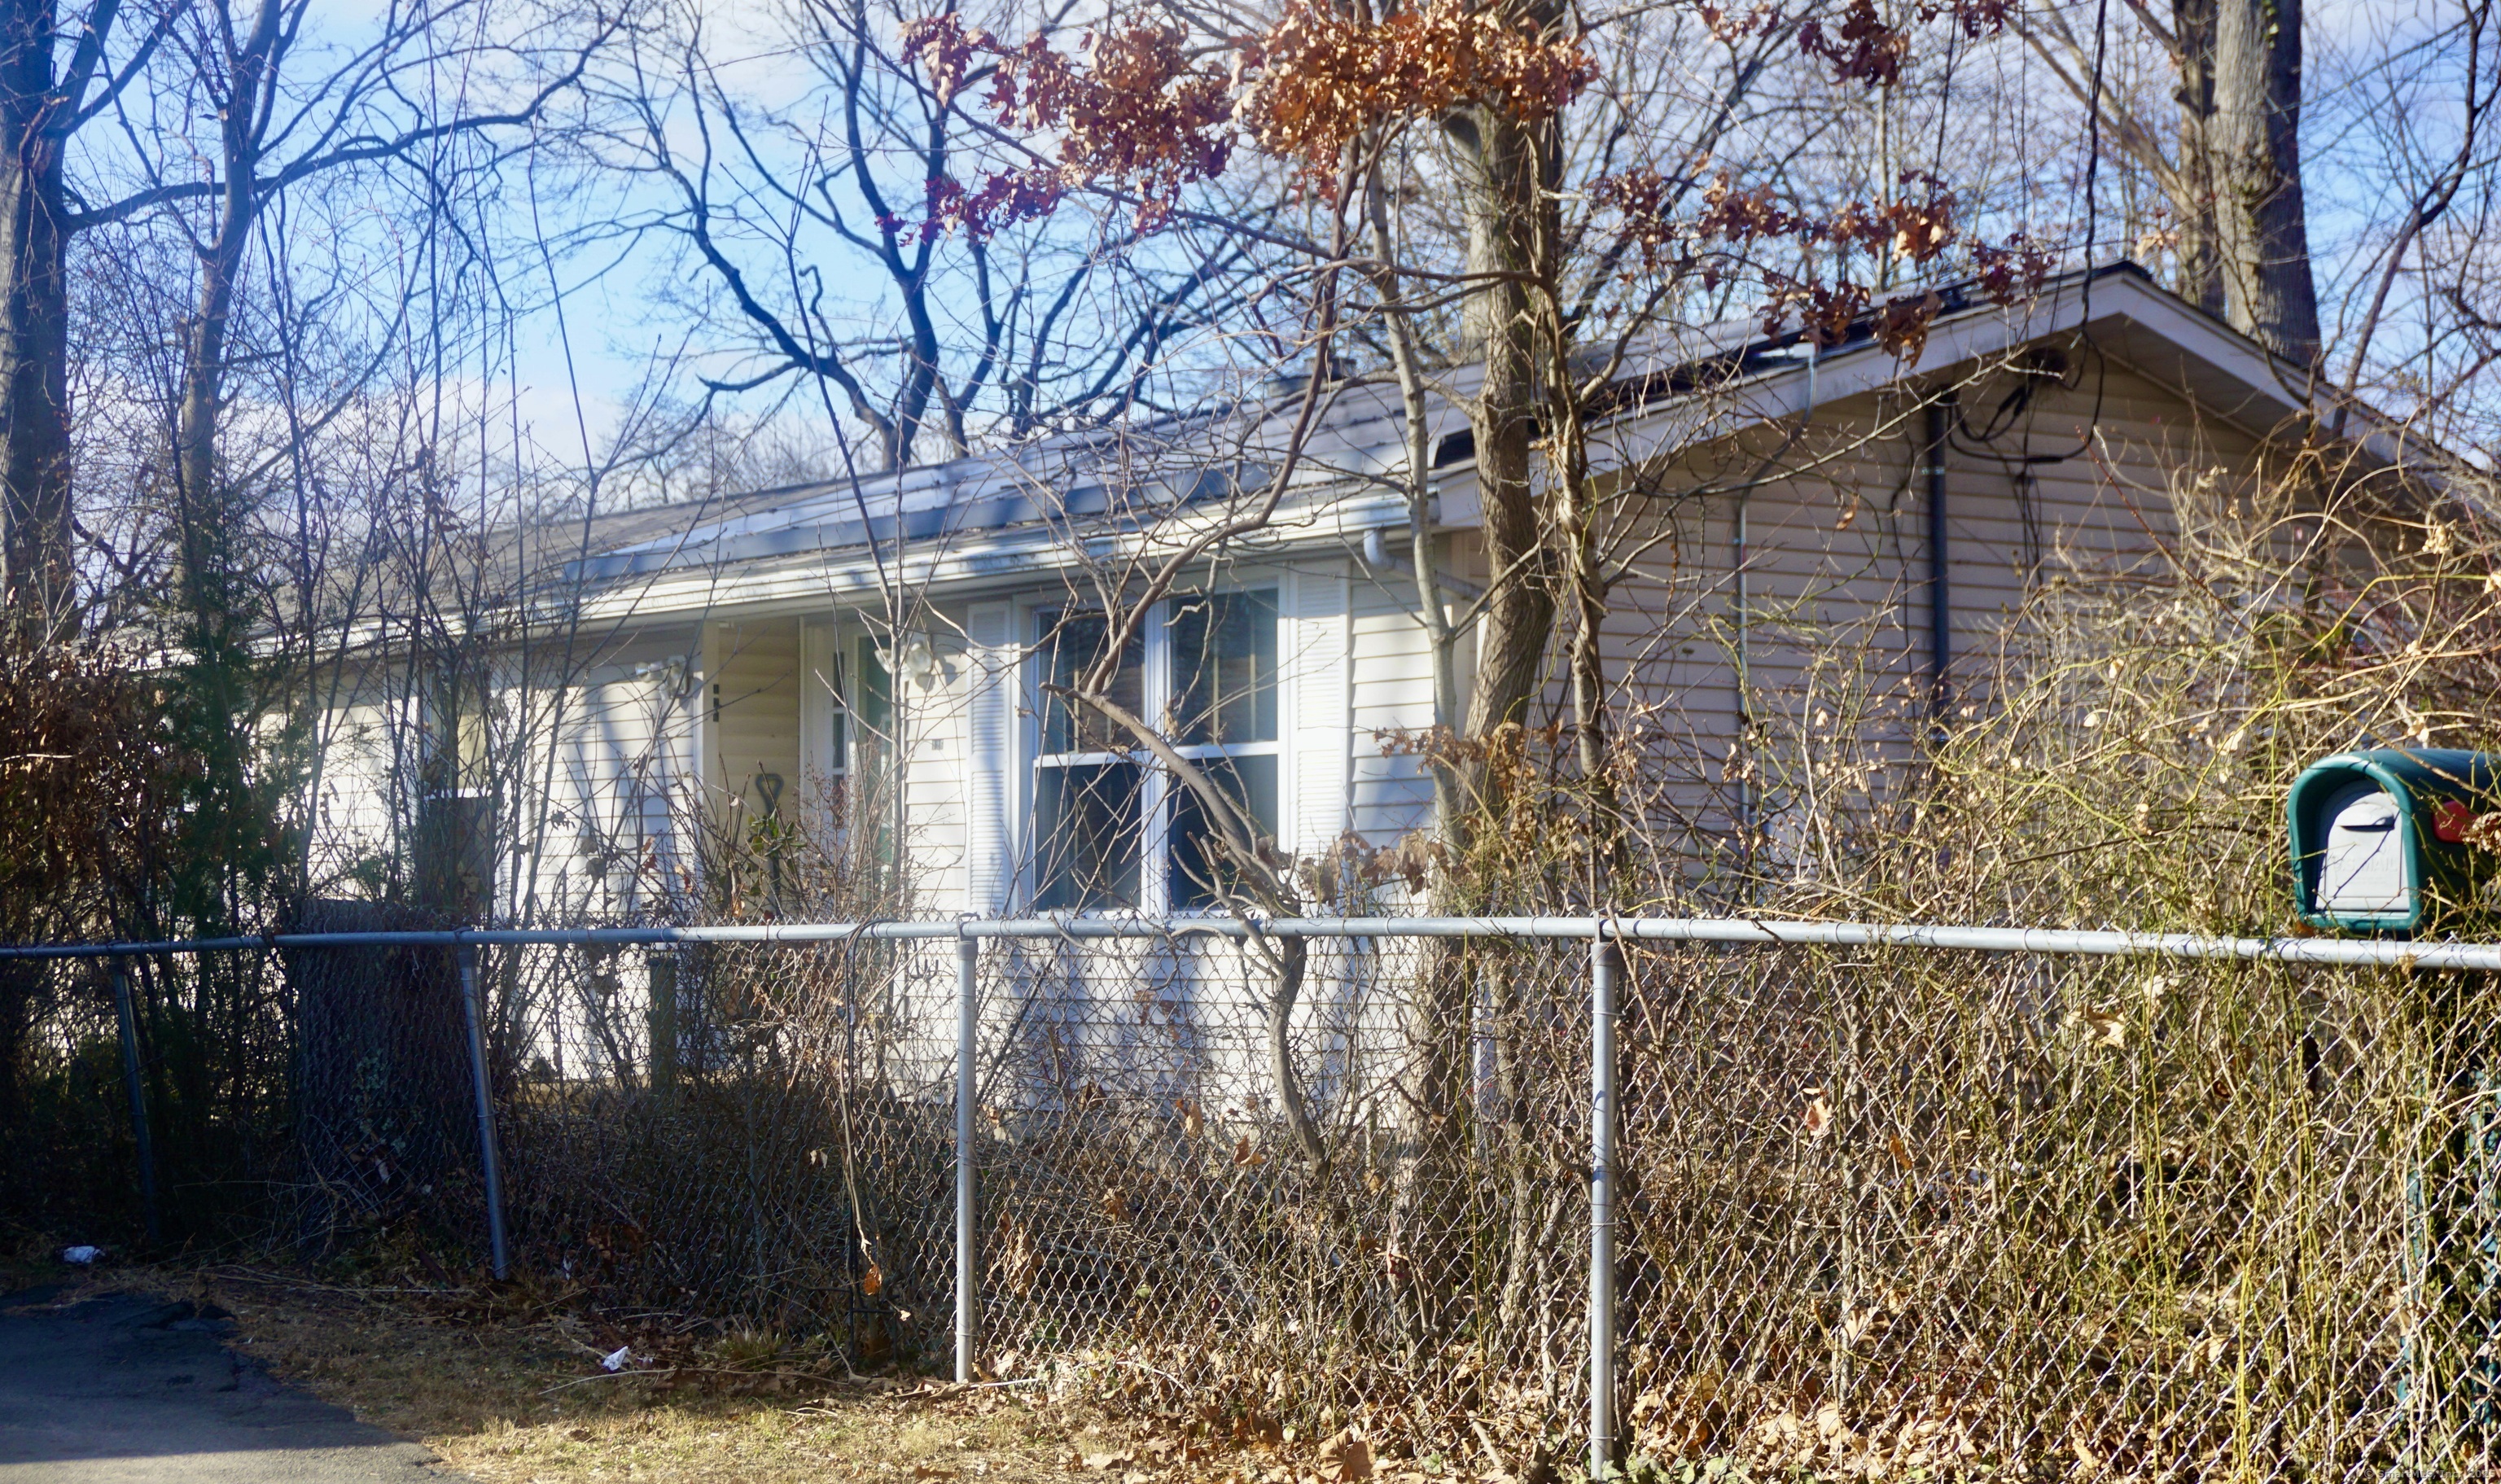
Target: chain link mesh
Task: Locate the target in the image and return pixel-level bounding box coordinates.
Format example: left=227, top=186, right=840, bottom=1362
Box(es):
left=1618, top=944, right=2497, bottom=1477
left=20, top=927, right=2501, bottom=1476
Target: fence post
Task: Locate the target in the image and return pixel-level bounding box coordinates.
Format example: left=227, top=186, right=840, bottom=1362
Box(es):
left=647, top=952, right=677, bottom=1101
left=1588, top=926, right=1618, bottom=1482
left=955, top=926, right=979, bottom=1384
left=456, top=943, right=510, bottom=1280
left=108, top=961, right=161, bottom=1245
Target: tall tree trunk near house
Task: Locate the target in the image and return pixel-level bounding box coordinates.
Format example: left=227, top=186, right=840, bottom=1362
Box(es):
left=1447, top=103, right=1556, bottom=794
left=2210, top=0, right=2319, bottom=363
left=0, top=0, right=73, bottom=628
left=2171, top=0, right=2227, bottom=316
left=1391, top=68, right=1563, bottom=1339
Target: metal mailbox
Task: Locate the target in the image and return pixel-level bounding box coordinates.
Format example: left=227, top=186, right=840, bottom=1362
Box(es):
left=2288, top=748, right=2501, bottom=933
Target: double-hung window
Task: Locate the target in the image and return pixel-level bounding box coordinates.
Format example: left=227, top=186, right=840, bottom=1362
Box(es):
left=1031, top=590, right=1279, bottom=912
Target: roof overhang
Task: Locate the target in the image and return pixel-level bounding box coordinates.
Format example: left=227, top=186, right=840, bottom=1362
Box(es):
left=486, top=263, right=2456, bottom=633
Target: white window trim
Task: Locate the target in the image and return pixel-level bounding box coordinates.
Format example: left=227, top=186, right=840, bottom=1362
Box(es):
left=1020, top=575, right=1290, bottom=916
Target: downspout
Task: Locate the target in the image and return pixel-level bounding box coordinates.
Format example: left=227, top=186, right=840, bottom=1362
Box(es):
left=1733, top=480, right=1752, bottom=862
left=1925, top=397, right=1951, bottom=724
left=1341, top=555, right=1359, bottom=856
left=1736, top=344, right=1817, bottom=867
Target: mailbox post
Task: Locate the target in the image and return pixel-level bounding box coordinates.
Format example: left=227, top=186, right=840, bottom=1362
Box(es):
left=2292, top=749, right=2501, bottom=1451
left=2289, top=749, right=2501, bottom=934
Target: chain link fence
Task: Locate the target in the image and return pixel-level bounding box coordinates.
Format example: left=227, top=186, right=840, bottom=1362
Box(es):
left=15, top=917, right=2501, bottom=1478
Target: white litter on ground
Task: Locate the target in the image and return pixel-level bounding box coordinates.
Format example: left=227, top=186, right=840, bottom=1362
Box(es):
left=601, top=1345, right=632, bottom=1372
left=60, top=1245, right=101, bottom=1265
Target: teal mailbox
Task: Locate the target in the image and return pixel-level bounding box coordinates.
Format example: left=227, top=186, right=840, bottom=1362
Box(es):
left=2289, top=749, right=2501, bottom=933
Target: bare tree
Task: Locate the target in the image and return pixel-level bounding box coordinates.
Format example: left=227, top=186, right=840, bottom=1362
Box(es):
left=2331, top=0, right=2498, bottom=440
left=0, top=0, right=604, bottom=634
left=586, top=0, right=1259, bottom=473
left=102, top=0, right=609, bottom=610
left=2018, top=0, right=2319, bottom=360
left=0, top=0, right=175, bottom=626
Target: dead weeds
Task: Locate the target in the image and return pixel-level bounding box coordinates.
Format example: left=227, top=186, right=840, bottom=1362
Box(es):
left=18, top=1259, right=1487, bottom=1484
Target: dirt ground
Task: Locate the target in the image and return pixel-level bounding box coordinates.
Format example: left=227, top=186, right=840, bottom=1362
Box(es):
left=4, top=1260, right=1429, bottom=1484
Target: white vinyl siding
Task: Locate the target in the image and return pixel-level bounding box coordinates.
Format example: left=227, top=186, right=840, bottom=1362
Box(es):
left=1343, top=548, right=1444, bottom=849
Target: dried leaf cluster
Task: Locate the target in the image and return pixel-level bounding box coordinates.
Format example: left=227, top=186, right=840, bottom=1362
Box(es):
left=1595, top=167, right=2052, bottom=355
left=1233, top=0, right=1595, bottom=171
left=1777, top=0, right=2021, bottom=85
left=905, top=17, right=1234, bottom=234
left=905, top=1, right=1595, bottom=234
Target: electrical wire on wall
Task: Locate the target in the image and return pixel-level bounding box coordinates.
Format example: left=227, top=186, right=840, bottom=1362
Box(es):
left=1936, top=0, right=2123, bottom=596
left=1947, top=0, right=2118, bottom=478
left=2015, top=467, right=2046, bottom=585
left=1950, top=345, right=2078, bottom=593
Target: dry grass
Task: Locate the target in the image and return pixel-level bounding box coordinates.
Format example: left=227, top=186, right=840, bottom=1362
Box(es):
left=44, top=1263, right=1099, bottom=1482
left=7, top=1259, right=1467, bottom=1484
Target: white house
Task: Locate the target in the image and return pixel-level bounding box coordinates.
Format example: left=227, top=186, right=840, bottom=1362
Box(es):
left=282, top=261, right=2467, bottom=1344
left=306, top=262, right=2387, bottom=931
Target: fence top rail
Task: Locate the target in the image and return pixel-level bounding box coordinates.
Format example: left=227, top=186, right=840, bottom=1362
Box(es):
left=5, top=915, right=2500, bottom=970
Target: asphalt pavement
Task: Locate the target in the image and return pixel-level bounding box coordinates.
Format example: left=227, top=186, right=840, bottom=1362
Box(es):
left=0, top=1283, right=465, bottom=1483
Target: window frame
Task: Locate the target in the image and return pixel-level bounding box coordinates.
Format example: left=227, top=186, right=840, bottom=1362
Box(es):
left=1023, top=580, right=1286, bottom=915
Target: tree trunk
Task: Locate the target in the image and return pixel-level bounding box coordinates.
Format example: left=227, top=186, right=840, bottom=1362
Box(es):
left=2210, top=0, right=2319, bottom=363
left=1448, top=102, right=1556, bottom=783
left=0, top=0, right=73, bottom=628
left=176, top=218, right=253, bottom=597
left=1386, top=78, right=1564, bottom=1339
left=2170, top=0, right=2227, bottom=316
left=0, top=961, right=33, bottom=1204
left=174, top=0, right=283, bottom=619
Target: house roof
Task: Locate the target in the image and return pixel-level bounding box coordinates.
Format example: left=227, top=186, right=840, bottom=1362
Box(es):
left=510, top=261, right=2427, bottom=624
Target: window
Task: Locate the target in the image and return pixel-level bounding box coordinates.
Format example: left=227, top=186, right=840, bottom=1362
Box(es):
left=1031, top=590, right=1278, bottom=912
left=1163, top=592, right=1280, bottom=908
left=1033, top=611, right=1145, bottom=910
